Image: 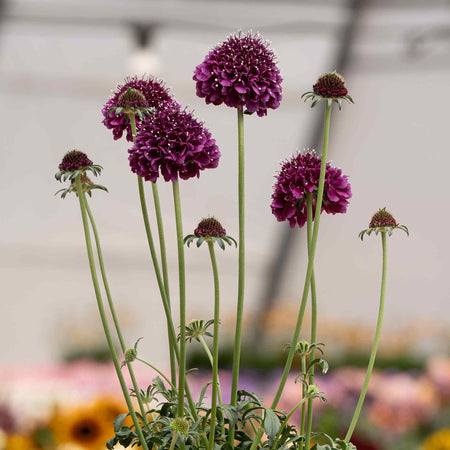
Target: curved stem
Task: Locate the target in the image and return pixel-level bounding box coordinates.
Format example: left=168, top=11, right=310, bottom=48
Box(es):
left=230, top=107, right=245, bottom=404
left=271, top=100, right=332, bottom=410
left=206, top=240, right=221, bottom=450
left=74, top=176, right=149, bottom=450
left=84, top=200, right=148, bottom=427
left=198, top=336, right=223, bottom=404
left=304, top=194, right=317, bottom=450
left=152, top=181, right=176, bottom=386
left=344, top=232, right=387, bottom=443
left=172, top=181, right=186, bottom=418
left=136, top=357, right=176, bottom=390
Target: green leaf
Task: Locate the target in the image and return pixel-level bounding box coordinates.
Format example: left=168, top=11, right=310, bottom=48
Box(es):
left=220, top=404, right=238, bottom=429
left=264, top=408, right=280, bottom=442
left=217, top=239, right=225, bottom=251
left=113, top=413, right=129, bottom=432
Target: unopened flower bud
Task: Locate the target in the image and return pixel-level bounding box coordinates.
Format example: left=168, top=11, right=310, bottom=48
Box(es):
left=313, top=72, right=348, bottom=99
left=170, top=418, right=189, bottom=435
left=369, top=208, right=397, bottom=228
left=194, top=217, right=226, bottom=238
left=117, top=87, right=147, bottom=110
left=59, top=150, right=93, bottom=172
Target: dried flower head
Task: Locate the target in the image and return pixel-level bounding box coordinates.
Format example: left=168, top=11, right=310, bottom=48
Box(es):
left=193, top=32, right=282, bottom=116
left=184, top=217, right=237, bottom=250
left=271, top=151, right=352, bottom=228
left=194, top=217, right=226, bottom=237
left=55, top=150, right=103, bottom=184
left=301, top=71, right=353, bottom=110
left=117, top=87, right=147, bottom=110
left=59, top=150, right=93, bottom=172
left=359, top=208, right=409, bottom=240
left=102, top=76, right=179, bottom=141
left=128, top=108, right=220, bottom=183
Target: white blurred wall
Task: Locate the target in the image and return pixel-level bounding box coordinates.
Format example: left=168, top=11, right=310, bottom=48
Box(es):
left=0, top=0, right=449, bottom=364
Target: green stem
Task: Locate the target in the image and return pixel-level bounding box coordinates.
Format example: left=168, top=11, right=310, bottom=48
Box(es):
left=136, top=357, right=176, bottom=390
left=137, top=176, right=199, bottom=421
left=304, top=194, right=317, bottom=450
left=300, top=355, right=307, bottom=436
left=84, top=200, right=149, bottom=427
left=74, top=176, right=149, bottom=450
left=130, top=111, right=177, bottom=389
left=169, top=432, right=178, bottom=450
left=272, top=397, right=308, bottom=449
left=271, top=100, right=332, bottom=410
left=207, top=241, right=221, bottom=450
left=230, top=107, right=245, bottom=404
left=152, top=181, right=176, bottom=386
left=172, top=181, right=186, bottom=418
left=249, top=427, right=265, bottom=450
left=229, top=107, right=245, bottom=444
left=344, top=232, right=387, bottom=443
left=198, top=336, right=223, bottom=404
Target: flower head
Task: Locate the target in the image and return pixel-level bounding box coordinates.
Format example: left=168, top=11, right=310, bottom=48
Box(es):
left=59, top=150, right=92, bottom=172
left=301, top=71, right=353, bottom=110
left=194, top=32, right=282, bottom=116
left=102, top=75, right=179, bottom=141
left=128, top=108, right=220, bottom=182
left=359, top=208, right=409, bottom=240
left=55, top=150, right=103, bottom=184
left=170, top=418, right=190, bottom=436
left=271, top=150, right=352, bottom=228
left=181, top=319, right=214, bottom=343
left=184, top=217, right=236, bottom=250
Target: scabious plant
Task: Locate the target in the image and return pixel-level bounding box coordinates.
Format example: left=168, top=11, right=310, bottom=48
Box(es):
left=271, top=150, right=352, bottom=228
left=56, top=30, right=410, bottom=450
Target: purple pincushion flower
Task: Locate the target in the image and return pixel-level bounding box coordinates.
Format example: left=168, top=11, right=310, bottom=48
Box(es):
left=271, top=151, right=351, bottom=228
left=193, top=32, right=282, bottom=117
left=102, top=76, right=179, bottom=142
left=128, top=108, right=221, bottom=182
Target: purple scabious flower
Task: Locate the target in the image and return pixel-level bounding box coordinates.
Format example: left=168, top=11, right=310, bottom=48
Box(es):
left=193, top=32, right=282, bottom=117
left=102, top=76, right=179, bottom=142
left=271, top=151, right=352, bottom=228
left=128, top=108, right=220, bottom=182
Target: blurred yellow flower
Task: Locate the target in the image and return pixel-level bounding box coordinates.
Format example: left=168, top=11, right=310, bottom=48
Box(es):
left=4, top=434, right=38, bottom=450
left=51, top=405, right=112, bottom=450
left=423, top=429, right=450, bottom=450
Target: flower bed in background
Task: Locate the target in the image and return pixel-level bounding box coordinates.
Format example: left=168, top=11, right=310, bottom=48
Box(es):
left=1, top=356, right=449, bottom=449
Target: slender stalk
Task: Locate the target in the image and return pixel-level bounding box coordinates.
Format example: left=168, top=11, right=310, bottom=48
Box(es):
left=74, top=176, right=149, bottom=450
left=272, top=397, right=308, bottom=449
left=169, top=432, right=178, bottom=450
left=271, top=100, right=332, bottom=410
left=136, top=356, right=176, bottom=390
left=198, top=336, right=223, bottom=404
left=249, top=427, right=265, bottom=450
left=84, top=200, right=148, bottom=426
left=300, top=355, right=307, bottom=436
left=172, top=181, right=186, bottom=418
left=230, top=107, right=245, bottom=404
left=207, top=240, right=221, bottom=450
left=344, top=232, right=388, bottom=443
left=151, top=181, right=176, bottom=385
left=304, top=194, right=318, bottom=450
left=130, top=112, right=177, bottom=388
left=137, top=176, right=199, bottom=421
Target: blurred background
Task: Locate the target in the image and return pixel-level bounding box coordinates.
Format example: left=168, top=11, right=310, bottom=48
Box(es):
left=1, top=0, right=449, bottom=448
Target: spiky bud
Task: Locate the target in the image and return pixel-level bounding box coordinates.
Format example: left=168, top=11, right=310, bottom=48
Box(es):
left=117, top=87, right=147, bottom=109
left=124, top=348, right=137, bottom=363
left=170, top=418, right=189, bottom=435
left=369, top=208, right=397, bottom=228
left=313, top=72, right=348, bottom=98
left=194, top=217, right=226, bottom=238
left=59, top=150, right=93, bottom=172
